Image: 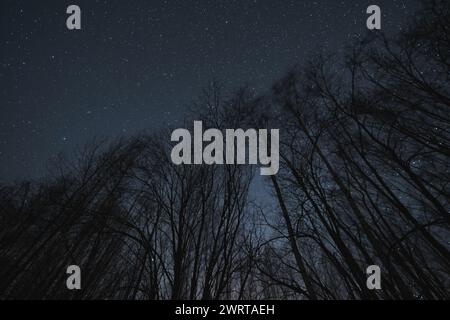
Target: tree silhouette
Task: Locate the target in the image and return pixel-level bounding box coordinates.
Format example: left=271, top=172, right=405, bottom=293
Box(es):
left=0, top=0, right=449, bottom=300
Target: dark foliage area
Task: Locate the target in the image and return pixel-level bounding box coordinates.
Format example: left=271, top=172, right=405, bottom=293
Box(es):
left=0, top=0, right=449, bottom=299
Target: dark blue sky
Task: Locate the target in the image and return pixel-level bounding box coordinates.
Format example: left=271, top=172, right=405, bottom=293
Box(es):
left=0, top=0, right=419, bottom=182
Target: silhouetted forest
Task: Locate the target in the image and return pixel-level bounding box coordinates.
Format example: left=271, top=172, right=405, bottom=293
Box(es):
left=1, top=0, right=449, bottom=299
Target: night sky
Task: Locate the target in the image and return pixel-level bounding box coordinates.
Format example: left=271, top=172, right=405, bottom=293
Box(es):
left=0, top=0, right=419, bottom=183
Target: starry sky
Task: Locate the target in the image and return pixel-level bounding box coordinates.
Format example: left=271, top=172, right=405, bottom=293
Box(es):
left=0, top=0, right=419, bottom=183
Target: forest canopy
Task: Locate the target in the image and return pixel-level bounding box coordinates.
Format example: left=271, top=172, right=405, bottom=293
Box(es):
left=0, top=0, right=449, bottom=300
